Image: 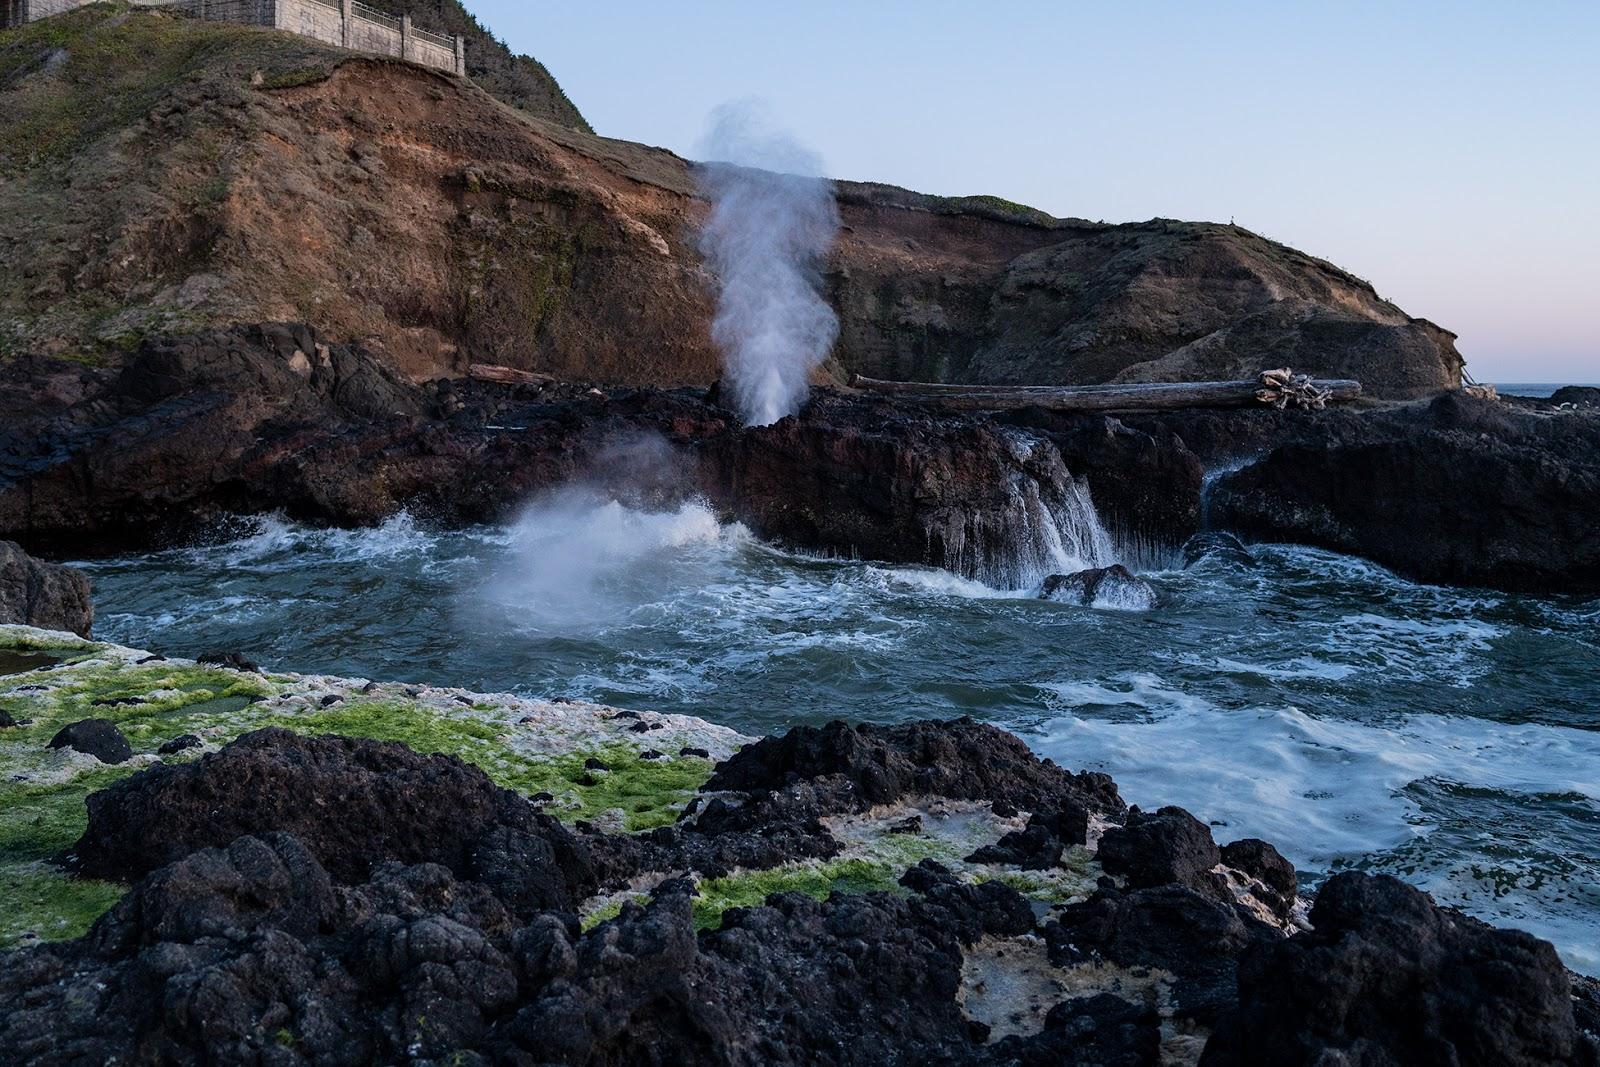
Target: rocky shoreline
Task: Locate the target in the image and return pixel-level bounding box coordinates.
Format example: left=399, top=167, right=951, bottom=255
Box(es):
left=4, top=324, right=1598, bottom=595
left=0, top=624, right=1596, bottom=1065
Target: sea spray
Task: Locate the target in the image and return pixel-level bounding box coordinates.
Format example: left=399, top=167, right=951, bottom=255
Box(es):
left=696, top=102, right=840, bottom=426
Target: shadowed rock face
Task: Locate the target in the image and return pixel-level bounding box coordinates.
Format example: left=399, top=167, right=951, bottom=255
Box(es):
left=1201, top=873, right=1589, bottom=1067
left=2, top=721, right=1594, bottom=1065
left=1210, top=393, right=1600, bottom=593
left=0, top=542, right=92, bottom=636
left=3, top=326, right=1597, bottom=593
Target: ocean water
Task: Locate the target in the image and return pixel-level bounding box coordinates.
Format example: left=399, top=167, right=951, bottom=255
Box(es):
left=77, top=497, right=1600, bottom=973
left=1497, top=383, right=1597, bottom=397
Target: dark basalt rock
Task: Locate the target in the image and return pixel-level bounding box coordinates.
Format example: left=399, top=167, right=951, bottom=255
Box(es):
left=1040, top=564, right=1158, bottom=609
left=990, top=993, right=1163, bottom=1067
left=0, top=831, right=1051, bottom=1066
left=156, top=733, right=202, bottom=755
left=703, top=716, right=1124, bottom=817
left=1219, top=838, right=1298, bottom=922
left=1211, top=393, right=1600, bottom=594
left=1201, top=872, right=1592, bottom=1067
left=1, top=719, right=1593, bottom=1065
left=966, top=804, right=1089, bottom=870
left=67, top=728, right=597, bottom=911
left=1047, top=883, right=1276, bottom=1025
left=46, top=718, right=132, bottom=765
left=1097, top=805, right=1225, bottom=898
left=1182, top=530, right=1253, bottom=569
left=197, top=650, right=260, bottom=673
left=1551, top=385, right=1600, bottom=408
left=0, top=540, right=92, bottom=637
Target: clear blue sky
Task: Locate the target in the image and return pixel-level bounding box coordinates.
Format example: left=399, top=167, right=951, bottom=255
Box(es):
left=474, top=1, right=1597, bottom=382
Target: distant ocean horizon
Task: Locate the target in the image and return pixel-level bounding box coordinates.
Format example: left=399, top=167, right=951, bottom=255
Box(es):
left=1494, top=383, right=1597, bottom=397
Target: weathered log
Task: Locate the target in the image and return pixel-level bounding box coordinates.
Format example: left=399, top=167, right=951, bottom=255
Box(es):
left=467, top=363, right=558, bottom=387
left=850, top=373, right=1361, bottom=412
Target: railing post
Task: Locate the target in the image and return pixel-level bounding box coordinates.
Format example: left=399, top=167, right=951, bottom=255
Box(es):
left=340, top=0, right=351, bottom=47
left=453, top=34, right=464, bottom=76
left=399, top=12, right=411, bottom=61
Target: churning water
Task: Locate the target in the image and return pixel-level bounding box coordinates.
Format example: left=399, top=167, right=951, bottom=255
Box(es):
left=77, top=498, right=1600, bottom=973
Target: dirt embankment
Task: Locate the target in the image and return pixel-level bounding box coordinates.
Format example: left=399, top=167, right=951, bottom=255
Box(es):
left=1, top=6, right=1460, bottom=396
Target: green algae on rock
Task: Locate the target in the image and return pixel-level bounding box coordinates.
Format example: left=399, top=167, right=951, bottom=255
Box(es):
left=0, top=624, right=748, bottom=948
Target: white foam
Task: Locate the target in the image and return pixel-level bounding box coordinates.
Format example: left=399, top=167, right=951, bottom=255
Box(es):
left=1033, top=674, right=1600, bottom=969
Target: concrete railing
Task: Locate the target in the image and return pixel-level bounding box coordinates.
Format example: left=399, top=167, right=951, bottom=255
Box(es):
left=2, top=0, right=467, bottom=77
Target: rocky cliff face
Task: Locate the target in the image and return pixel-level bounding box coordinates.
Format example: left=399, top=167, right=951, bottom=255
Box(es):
left=1, top=5, right=1460, bottom=396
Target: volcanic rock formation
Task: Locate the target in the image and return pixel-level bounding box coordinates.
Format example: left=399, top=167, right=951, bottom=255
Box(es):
left=3, top=720, right=1594, bottom=1065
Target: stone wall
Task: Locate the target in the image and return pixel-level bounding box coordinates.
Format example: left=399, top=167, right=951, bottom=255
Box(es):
left=2, top=0, right=464, bottom=77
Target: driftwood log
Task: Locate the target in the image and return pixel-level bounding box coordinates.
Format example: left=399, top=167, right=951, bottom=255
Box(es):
left=851, top=369, right=1360, bottom=412
left=467, top=363, right=559, bottom=387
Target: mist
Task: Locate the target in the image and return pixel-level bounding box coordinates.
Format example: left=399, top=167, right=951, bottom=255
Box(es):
left=696, top=102, right=840, bottom=426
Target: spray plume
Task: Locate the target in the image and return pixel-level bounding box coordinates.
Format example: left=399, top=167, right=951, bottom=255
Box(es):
left=696, top=102, right=840, bottom=426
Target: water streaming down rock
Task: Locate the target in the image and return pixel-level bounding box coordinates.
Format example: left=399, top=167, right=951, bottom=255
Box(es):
left=939, top=434, right=1119, bottom=589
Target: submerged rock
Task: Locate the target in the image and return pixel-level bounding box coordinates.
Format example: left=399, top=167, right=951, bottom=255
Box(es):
left=0, top=542, right=92, bottom=637
left=1040, top=564, right=1158, bottom=610
left=46, top=719, right=132, bottom=765
left=1182, top=530, right=1254, bottom=568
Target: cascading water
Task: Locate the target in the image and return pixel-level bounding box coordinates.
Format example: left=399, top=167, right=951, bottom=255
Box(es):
left=944, top=432, right=1121, bottom=589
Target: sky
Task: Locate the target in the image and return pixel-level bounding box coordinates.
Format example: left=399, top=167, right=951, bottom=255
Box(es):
left=474, top=0, right=1597, bottom=382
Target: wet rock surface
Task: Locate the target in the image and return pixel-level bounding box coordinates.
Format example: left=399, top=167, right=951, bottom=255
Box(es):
left=2, top=717, right=1593, bottom=1065
left=1040, top=564, right=1158, bottom=609
left=3, top=328, right=1598, bottom=592
left=0, top=541, right=92, bottom=637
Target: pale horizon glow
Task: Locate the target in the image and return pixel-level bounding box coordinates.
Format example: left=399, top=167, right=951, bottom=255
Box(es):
left=473, top=0, right=1598, bottom=382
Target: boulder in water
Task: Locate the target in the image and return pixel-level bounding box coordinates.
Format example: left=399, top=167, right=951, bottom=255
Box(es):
left=1040, top=564, right=1158, bottom=610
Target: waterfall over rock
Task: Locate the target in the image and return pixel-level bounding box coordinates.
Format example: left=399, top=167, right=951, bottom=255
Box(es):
left=940, top=433, right=1119, bottom=590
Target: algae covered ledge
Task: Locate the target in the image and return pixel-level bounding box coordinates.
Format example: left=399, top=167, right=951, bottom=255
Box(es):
left=0, top=623, right=749, bottom=948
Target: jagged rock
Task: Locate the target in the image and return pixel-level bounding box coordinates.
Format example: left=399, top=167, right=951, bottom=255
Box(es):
left=0, top=719, right=1591, bottom=1065
left=46, top=719, right=132, bottom=765
left=1200, top=872, right=1592, bottom=1067
left=1211, top=392, right=1600, bottom=594
left=1040, top=564, right=1158, bottom=610
left=1097, top=805, right=1224, bottom=897
left=0, top=541, right=92, bottom=637
left=703, top=717, right=1124, bottom=816
left=1220, top=838, right=1298, bottom=922
left=966, top=804, right=1089, bottom=870
left=0, top=830, right=1051, bottom=1065
left=67, top=728, right=597, bottom=912
left=1047, top=884, right=1275, bottom=1025
left=990, top=992, right=1163, bottom=1067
